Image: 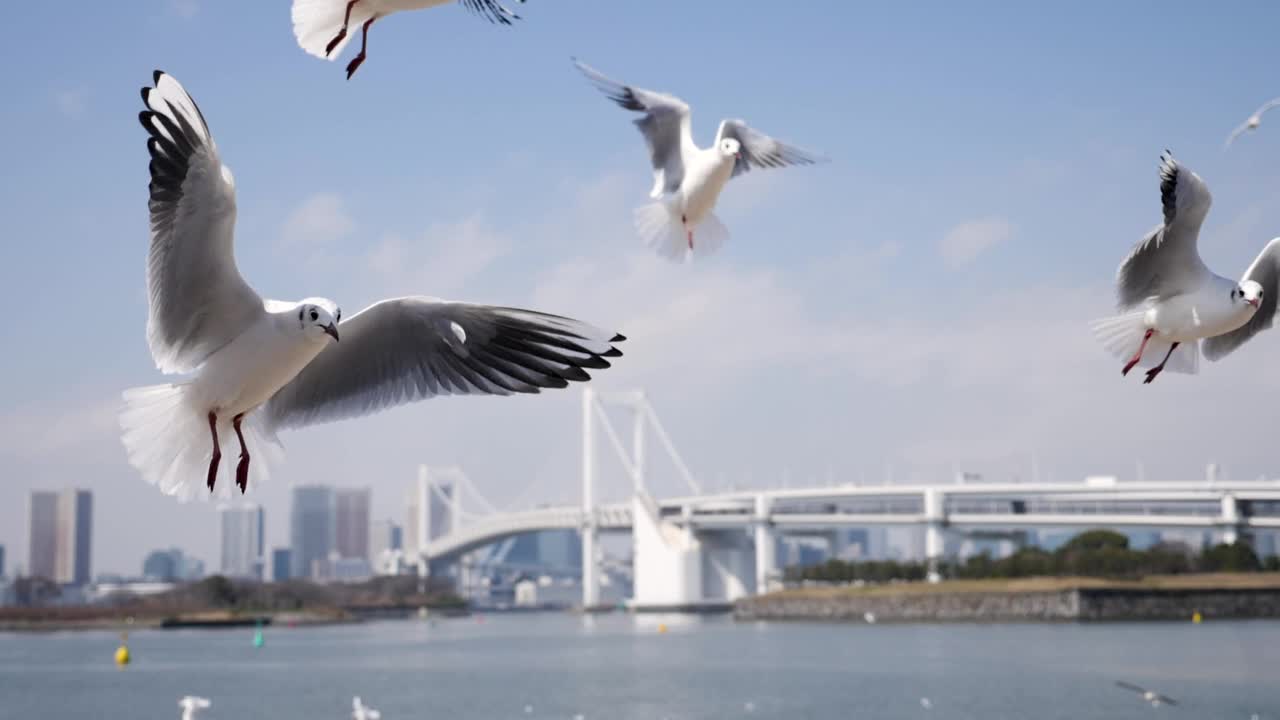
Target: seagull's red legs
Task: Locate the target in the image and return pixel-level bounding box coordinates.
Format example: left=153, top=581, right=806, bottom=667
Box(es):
left=1122, top=328, right=1154, bottom=376
left=206, top=412, right=221, bottom=492
left=682, top=214, right=693, bottom=250
left=325, top=0, right=360, bottom=57
left=345, top=17, right=377, bottom=79
left=1143, top=342, right=1179, bottom=384
left=233, top=413, right=250, bottom=494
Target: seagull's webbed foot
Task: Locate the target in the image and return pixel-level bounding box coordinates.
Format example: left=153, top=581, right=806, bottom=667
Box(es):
left=1142, top=341, right=1179, bottom=385
left=345, top=17, right=376, bottom=79
left=1122, top=328, right=1154, bottom=376
left=232, top=413, right=250, bottom=494
left=325, top=0, right=360, bottom=56
left=324, top=28, right=348, bottom=57
left=206, top=411, right=221, bottom=492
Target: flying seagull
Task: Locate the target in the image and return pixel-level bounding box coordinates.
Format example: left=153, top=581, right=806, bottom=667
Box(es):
left=178, top=696, right=211, bottom=720
left=573, top=58, right=826, bottom=262
left=1115, top=681, right=1178, bottom=707
left=293, top=0, right=527, bottom=79
left=353, top=696, right=382, bottom=720
left=122, top=72, right=625, bottom=500
left=1225, top=98, right=1280, bottom=148
left=1090, top=151, right=1280, bottom=383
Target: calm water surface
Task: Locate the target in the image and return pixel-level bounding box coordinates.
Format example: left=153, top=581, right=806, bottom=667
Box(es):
left=2, top=614, right=1277, bottom=719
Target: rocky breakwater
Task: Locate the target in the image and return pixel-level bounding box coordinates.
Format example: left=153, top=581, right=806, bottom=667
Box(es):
left=734, top=575, right=1280, bottom=623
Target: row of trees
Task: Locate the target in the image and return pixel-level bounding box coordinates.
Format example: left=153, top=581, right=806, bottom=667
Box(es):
left=786, top=530, right=1280, bottom=584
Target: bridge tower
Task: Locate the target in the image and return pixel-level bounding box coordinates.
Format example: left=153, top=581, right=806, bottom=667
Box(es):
left=580, top=388, right=703, bottom=608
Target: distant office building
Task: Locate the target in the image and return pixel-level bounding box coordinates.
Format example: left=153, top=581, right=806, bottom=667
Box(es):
left=334, top=488, right=371, bottom=561
left=51, top=490, right=92, bottom=585
left=28, top=491, right=58, bottom=580
left=143, top=548, right=184, bottom=581
left=372, top=519, right=402, bottom=556
left=272, top=548, right=292, bottom=582
left=220, top=504, right=265, bottom=579
left=291, top=486, right=334, bottom=580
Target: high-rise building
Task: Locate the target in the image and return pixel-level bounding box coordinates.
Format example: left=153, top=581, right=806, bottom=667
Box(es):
left=220, top=503, right=265, bottom=579
left=334, top=488, right=371, bottom=561
left=50, top=490, right=92, bottom=585
left=291, top=486, right=333, bottom=580
left=28, top=491, right=58, bottom=580
left=372, top=519, right=402, bottom=556
left=272, top=548, right=292, bottom=582
left=143, top=548, right=183, bottom=581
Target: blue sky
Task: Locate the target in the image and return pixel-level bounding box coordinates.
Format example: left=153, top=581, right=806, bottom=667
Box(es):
left=4, top=1, right=1280, bottom=575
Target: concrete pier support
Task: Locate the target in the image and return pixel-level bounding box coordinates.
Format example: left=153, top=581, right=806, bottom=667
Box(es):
left=581, top=389, right=599, bottom=608
left=754, top=495, right=776, bottom=594
left=1220, top=494, right=1241, bottom=546
left=923, top=488, right=945, bottom=582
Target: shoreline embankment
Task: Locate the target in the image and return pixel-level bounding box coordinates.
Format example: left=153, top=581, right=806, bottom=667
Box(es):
left=733, top=574, right=1280, bottom=623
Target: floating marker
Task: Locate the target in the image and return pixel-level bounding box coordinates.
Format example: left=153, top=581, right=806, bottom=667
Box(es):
left=115, top=632, right=131, bottom=666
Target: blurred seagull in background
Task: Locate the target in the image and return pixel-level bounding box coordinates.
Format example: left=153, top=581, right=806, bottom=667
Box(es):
left=1115, top=681, right=1178, bottom=707
left=573, top=58, right=826, bottom=262
left=1225, top=98, right=1280, bottom=148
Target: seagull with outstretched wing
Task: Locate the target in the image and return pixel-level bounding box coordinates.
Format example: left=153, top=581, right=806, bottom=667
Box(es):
left=121, top=71, right=625, bottom=500
left=1090, top=151, right=1280, bottom=383
left=573, top=58, right=827, bottom=262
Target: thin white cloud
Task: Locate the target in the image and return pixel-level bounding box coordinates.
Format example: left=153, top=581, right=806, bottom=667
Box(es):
left=364, top=215, right=508, bottom=298
left=939, top=216, right=1014, bottom=267
left=170, top=0, right=198, bottom=19
left=281, top=192, right=356, bottom=247
left=54, top=89, right=87, bottom=118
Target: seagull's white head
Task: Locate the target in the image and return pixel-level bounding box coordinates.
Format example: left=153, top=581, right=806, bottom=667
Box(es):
left=297, top=298, right=341, bottom=343
left=1235, top=280, right=1264, bottom=310
left=719, top=137, right=741, bottom=160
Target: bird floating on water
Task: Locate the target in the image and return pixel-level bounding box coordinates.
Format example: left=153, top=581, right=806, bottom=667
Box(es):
left=179, top=696, right=211, bottom=720
left=1225, top=98, right=1280, bottom=148
left=573, top=58, right=826, bottom=262
left=353, top=696, right=382, bottom=720
left=121, top=72, right=625, bottom=500
left=292, top=0, right=528, bottom=79
left=1091, top=152, right=1280, bottom=383
left=1115, top=681, right=1178, bottom=707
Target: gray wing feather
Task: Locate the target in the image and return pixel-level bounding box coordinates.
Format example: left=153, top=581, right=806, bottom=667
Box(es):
left=715, top=119, right=826, bottom=178
left=458, top=0, right=524, bottom=24
left=1114, top=152, right=1212, bottom=309
left=1203, top=238, right=1280, bottom=360
left=573, top=58, right=692, bottom=196
left=264, top=298, right=625, bottom=431
left=139, top=71, right=263, bottom=374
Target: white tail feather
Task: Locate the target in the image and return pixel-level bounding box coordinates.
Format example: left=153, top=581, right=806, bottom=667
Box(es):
left=291, top=0, right=376, bottom=59
left=120, top=384, right=282, bottom=502
left=1089, top=311, right=1199, bottom=375
left=633, top=203, right=729, bottom=262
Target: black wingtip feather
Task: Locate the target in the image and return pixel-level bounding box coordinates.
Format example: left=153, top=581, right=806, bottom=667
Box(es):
left=153, top=69, right=165, bottom=85
left=602, top=347, right=623, bottom=358
left=611, top=333, right=626, bottom=342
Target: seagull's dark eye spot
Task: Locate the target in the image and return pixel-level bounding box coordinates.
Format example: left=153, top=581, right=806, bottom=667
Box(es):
left=310, top=309, right=318, bottom=322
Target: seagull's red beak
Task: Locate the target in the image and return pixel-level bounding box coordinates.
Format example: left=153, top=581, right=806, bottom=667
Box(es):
left=1248, top=298, right=1261, bottom=309
left=324, top=323, right=340, bottom=342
